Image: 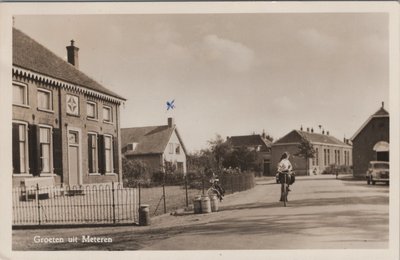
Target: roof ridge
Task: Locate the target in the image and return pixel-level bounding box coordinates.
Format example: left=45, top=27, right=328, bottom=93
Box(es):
left=13, top=28, right=125, bottom=100
left=122, top=124, right=168, bottom=130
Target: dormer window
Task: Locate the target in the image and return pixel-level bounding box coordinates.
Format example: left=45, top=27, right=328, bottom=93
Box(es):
left=127, top=143, right=138, bottom=151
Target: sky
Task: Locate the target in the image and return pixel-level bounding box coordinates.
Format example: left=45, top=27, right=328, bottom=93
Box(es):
left=14, top=13, right=389, bottom=152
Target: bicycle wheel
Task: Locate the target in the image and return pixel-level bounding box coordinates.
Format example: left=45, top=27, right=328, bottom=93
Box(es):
left=283, top=184, right=288, bottom=207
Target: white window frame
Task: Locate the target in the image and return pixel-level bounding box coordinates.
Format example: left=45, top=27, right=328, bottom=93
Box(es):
left=12, top=82, right=29, bottom=108
left=39, top=124, right=54, bottom=176
left=88, top=132, right=99, bottom=175
left=104, top=134, right=115, bottom=175
left=37, top=88, right=53, bottom=112
left=87, top=101, right=98, bottom=121
left=103, top=105, right=113, bottom=123
left=12, top=120, right=30, bottom=176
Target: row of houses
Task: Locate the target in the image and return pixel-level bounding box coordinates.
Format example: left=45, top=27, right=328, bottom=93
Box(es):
left=228, top=103, right=389, bottom=177
left=11, top=28, right=389, bottom=188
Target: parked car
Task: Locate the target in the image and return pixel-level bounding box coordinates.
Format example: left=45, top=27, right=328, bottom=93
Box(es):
left=366, top=161, right=389, bottom=185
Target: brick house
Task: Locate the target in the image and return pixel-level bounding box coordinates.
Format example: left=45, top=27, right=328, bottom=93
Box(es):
left=351, top=103, right=389, bottom=177
left=12, top=28, right=126, bottom=187
left=226, top=133, right=272, bottom=176
left=121, top=118, right=187, bottom=174
left=271, top=129, right=352, bottom=176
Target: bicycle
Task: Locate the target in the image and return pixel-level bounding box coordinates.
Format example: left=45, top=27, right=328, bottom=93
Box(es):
left=207, top=178, right=224, bottom=201
left=278, top=171, right=292, bottom=207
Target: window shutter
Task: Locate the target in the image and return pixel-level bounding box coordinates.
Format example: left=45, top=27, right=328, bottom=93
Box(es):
left=52, top=128, right=63, bottom=175
left=28, top=124, right=40, bottom=176
left=88, top=134, right=93, bottom=173
left=97, top=134, right=105, bottom=174
left=12, top=123, right=21, bottom=173
left=113, top=136, right=119, bottom=174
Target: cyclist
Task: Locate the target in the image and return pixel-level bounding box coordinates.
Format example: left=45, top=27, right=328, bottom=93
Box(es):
left=277, top=152, right=294, bottom=201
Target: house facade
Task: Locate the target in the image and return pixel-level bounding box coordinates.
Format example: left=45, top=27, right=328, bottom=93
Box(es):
left=12, top=28, right=126, bottom=187
left=121, top=118, right=187, bottom=174
left=226, top=133, right=272, bottom=176
left=271, top=129, right=352, bottom=176
left=351, top=103, right=389, bottom=177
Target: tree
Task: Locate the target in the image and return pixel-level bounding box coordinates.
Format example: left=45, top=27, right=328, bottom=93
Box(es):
left=208, top=134, right=232, bottom=170
left=295, top=137, right=316, bottom=176
left=122, top=157, right=151, bottom=186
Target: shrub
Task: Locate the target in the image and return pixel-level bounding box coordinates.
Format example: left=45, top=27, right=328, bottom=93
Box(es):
left=322, top=165, right=353, bottom=175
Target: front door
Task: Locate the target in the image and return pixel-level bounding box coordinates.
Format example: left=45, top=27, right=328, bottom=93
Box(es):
left=68, top=129, right=81, bottom=186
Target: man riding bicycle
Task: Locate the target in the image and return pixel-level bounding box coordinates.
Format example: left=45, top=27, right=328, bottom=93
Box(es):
left=277, top=152, right=295, bottom=201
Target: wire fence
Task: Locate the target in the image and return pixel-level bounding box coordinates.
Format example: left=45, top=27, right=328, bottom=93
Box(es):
left=12, top=183, right=137, bottom=226
left=135, top=172, right=255, bottom=217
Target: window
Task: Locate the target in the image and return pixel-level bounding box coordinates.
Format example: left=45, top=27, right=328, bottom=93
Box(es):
left=13, top=83, right=28, bottom=106
left=104, top=135, right=113, bottom=173
left=88, top=133, right=98, bottom=173
left=169, top=143, right=174, bottom=154
left=327, top=149, right=330, bottom=165
left=177, top=162, right=184, bottom=173
left=12, top=123, right=29, bottom=174
left=103, top=106, right=112, bottom=123
left=175, top=144, right=181, bottom=154
left=315, top=148, right=319, bottom=166
left=87, top=102, right=97, bottom=119
left=40, top=127, right=52, bottom=173
left=37, top=89, right=52, bottom=111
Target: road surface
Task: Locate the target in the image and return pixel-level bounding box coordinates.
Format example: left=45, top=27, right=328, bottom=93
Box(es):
left=13, top=175, right=389, bottom=250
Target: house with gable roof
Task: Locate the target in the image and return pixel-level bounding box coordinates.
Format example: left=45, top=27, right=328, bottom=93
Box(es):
left=12, top=28, right=126, bottom=187
left=351, top=102, right=389, bottom=177
left=121, top=118, right=187, bottom=174
left=226, top=133, right=272, bottom=176
left=271, top=128, right=352, bottom=176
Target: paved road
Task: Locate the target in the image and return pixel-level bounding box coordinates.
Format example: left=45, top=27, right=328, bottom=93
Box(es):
left=13, top=175, right=389, bottom=250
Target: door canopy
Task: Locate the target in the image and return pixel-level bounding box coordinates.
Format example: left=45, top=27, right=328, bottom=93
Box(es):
left=373, top=141, right=389, bottom=152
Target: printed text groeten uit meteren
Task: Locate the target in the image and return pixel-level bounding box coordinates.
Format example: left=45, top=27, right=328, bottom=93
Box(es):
left=33, top=235, right=113, bottom=243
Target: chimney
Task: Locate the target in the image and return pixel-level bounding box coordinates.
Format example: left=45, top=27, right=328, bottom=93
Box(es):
left=382, top=101, right=384, bottom=108
left=322, top=130, right=325, bottom=135
left=66, top=40, right=79, bottom=68
left=262, top=130, right=266, bottom=139
left=307, top=127, right=309, bottom=132
left=327, top=131, right=329, bottom=135
left=311, top=128, right=314, bottom=133
left=168, top=117, right=175, bottom=128
left=300, top=125, right=303, bottom=131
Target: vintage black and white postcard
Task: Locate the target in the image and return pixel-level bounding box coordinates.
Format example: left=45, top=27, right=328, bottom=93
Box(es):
left=0, top=2, right=399, bottom=260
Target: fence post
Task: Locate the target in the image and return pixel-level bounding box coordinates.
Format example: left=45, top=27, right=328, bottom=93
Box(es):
left=36, top=183, right=41, bottom=225
left=185, top=175, right=189, bottom=208
left=112, top=182, right=116, bottom=224
left=138, top=182, right=141, bottom=206
left=202, top=178, right=205, bottom=195
left=162, top=184, right=166, bottom=214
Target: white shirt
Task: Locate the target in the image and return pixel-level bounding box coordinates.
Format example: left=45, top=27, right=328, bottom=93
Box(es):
left=277, top=159, right=293, bottom=173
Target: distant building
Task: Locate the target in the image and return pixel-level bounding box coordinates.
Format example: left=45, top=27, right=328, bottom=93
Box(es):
left=351, top=103, right=389, bottom=177
left=226, top=133, right=272, bottom=176
left=121, top=118, right=187, bottom=174
left=271, top=129, right=352, bottom=176
left=12, top=28, right=126, bottom=187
